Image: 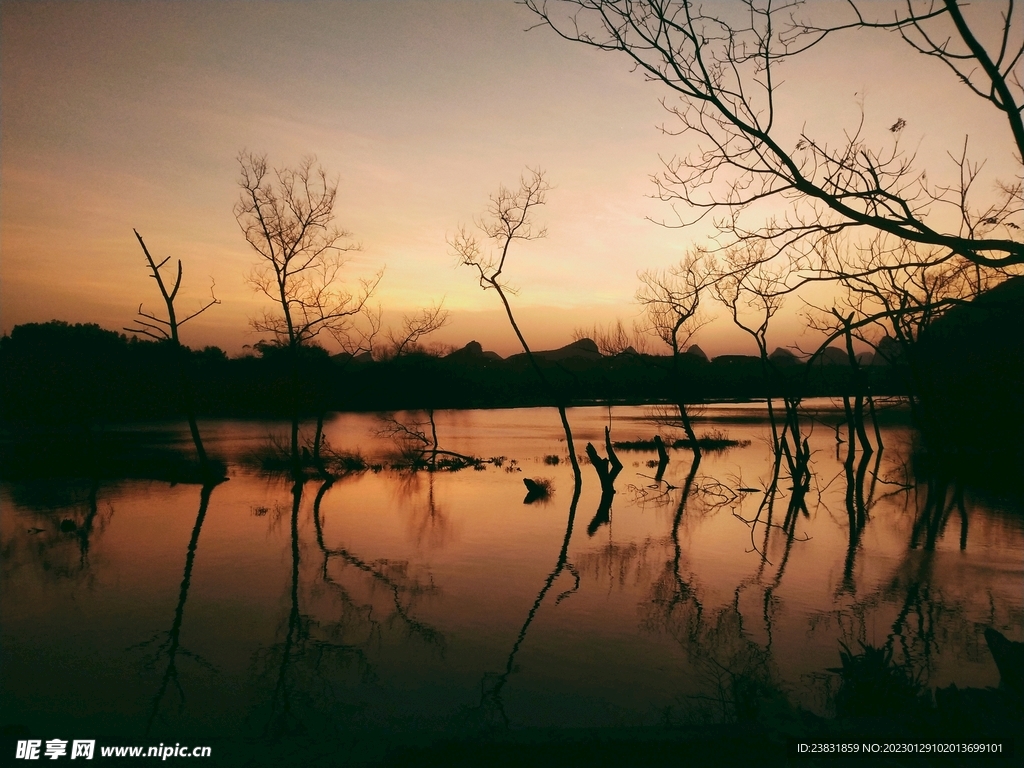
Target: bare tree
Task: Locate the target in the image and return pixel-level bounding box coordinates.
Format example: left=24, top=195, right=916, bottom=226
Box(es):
left=524, top=0, right=1023, bottom=270
left=236, top=152, right=378, bottom=348
left=636, top=249, right=715, bottom=456
left=374, top=303, right=451, bottom=361
left=235, top=152, right=381, bottom=477
left=375, top=410, right=477, bottom=470
left=451, top=168, right=583, bottom=479
left=450, top=169, right=552, bottom=386
left=452, top=170, right=638, bottom=546
left=126, top=230, right=220, bottom=482
left=525, top=0, right=1024, bottom=484
left=714, top=245, right=811, bottom=503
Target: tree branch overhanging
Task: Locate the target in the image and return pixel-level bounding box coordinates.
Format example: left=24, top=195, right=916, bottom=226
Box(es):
left=523, top=0, right=1024, bottom=267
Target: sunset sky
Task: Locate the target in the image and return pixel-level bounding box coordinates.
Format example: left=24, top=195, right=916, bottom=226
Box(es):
left=1, top=1, right=1016, bottom=357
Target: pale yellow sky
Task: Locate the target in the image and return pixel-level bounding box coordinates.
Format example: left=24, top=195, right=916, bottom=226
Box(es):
left=1, top=1, right=1017, bottom=357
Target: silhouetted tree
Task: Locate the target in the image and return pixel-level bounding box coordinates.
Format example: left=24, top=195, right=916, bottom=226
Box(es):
left=527, top=2, right=1023, bottom=469
left=637, top=249, right=715, bottom=457
left=451, top=168, right=583, bottom=480
left=126, top=230, right=220, bottom=482
left=524, top=0, right=1023, bottom=269
left=235, top=152, right=381, bottom=478
left=714, top=246, right=811, bottom=511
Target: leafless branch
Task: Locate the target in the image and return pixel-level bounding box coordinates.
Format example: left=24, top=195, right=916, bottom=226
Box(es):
left=523, top=0, right=1023, bottom=268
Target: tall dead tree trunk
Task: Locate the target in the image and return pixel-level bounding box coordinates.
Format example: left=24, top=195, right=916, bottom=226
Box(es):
left=127, top=230, right=220, bottom=483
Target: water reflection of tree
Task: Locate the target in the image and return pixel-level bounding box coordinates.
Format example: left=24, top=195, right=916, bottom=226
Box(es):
left=808, top=444, right=1006, bottom=691
left=723, top=444, right=818, bottom=596
left=142, top=484, right=216, bottom=735
left=253, top=481, right=370, bottom=740
left=643, top=550, right=784, bottom=724
left=576, top=539, right=658, bottom=594
left=836, top=449, right=886, bottom=593
left=683, top=594, right=784, bottom=725
left=911, top=472, right=969, bottom=552
left=631, top=456, right=797, bottom=724
left=807, top=542, right=1020, bottom=706
left=312, top=479, right=444, bottom=649
left=806, top=446, right=888, bottom=597
left=761, top=431, right=982, bottom=689
left=389, top=471, right=454, bottom=550
left=639, top=430, right=1019, bottom=720
left=1, top=480, right=112, bottom=584
left=481, top=465, right=583, bottom=726
left=251, top=479, right=444, bottom=741
left=642, top=458, right=704, bottom=643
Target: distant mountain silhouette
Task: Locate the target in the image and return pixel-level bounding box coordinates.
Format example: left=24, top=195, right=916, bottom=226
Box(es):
left=711, top=354, right=760, bottom=365
left=769, top=347, right=799, bottom=365
left=873, top=336, right=904, bottom=365
left=331, top=350, right=373, bottom=364
left=685, top=344, right=709, bottom=361
left=445, top=340, right=503, bottom=362
left=507, top=337, right=601, bottom=363
left=815, top=346, right=850, bottom=365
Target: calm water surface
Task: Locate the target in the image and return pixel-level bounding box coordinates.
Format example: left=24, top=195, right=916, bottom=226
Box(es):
left=2, top=404, right=1022, bottom=760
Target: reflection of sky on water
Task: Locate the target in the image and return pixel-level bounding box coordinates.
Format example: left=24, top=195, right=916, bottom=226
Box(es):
left=1, top=406, right=1021, bottom=747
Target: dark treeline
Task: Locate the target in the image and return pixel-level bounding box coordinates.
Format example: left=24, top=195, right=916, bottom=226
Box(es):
left=0, top=321, right=911, bottom=424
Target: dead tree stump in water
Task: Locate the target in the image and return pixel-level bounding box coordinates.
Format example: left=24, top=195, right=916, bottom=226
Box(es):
left=586, top=428, right=623, bottom=535
left=653, top=434, right=669, bottom=482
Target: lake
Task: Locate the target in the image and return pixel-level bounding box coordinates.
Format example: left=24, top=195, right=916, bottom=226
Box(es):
left=2, top=403, right=1022, bottom=763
